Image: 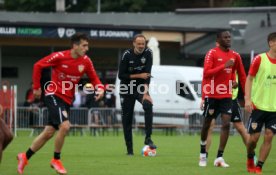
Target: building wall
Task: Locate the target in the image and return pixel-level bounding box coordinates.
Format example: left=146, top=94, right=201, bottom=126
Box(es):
left=2, top=46, right=51, bottom=105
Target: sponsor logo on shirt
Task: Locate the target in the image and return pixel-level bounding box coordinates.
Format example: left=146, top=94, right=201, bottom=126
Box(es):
left=225, top=68, right=232, bottom=74
left=133, top=66, right=144, bottom=71
left=267, top=75, right=276, bottom=80
left=218, top=58, right=223, bottom=61
left=58, top=73, right=66, bottom=80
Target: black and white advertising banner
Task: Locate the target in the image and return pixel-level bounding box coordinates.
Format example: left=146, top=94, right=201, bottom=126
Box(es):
left=0, top=25, right=140, bottom=40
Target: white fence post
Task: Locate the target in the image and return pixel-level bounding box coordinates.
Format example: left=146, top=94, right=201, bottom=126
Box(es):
left=13, top=85, right=17, bottom=137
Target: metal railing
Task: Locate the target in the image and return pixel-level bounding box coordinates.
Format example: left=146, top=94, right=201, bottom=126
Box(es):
left=14, top=107, right=251, bottom=136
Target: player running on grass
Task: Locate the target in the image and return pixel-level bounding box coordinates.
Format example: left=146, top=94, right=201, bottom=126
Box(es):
left=17, top=32, right=104, bottom=174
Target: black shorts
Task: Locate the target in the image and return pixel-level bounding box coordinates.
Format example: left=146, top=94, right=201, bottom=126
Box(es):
left=231, top=99, right=242, bottom=122
left=247, top=109, right=276, bottom=134
left=203, top=98, right=232, bottom=119
left=44, top=95, right=70, bottom=130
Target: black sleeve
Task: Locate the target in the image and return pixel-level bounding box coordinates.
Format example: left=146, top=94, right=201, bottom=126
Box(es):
left=118, top=50, right=130, bottom=81
left=144, top=49, right=153, bottom=84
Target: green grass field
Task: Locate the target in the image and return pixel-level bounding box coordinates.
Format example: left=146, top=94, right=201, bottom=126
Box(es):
left=1, top=131, right=275, bottom=175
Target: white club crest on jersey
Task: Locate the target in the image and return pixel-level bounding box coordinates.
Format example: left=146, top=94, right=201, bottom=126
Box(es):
left=141, top=57, right=146, bottom=64
left=78, top=65, right=85, bottom=73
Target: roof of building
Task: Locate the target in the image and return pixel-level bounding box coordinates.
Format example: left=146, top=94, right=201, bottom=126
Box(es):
left=0, top=6, right=275, bottom=54
left=179, top=7, right=276, bottom=55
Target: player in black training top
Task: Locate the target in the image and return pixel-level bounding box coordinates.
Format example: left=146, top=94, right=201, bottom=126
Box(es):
left=118, top=34, right=156, bottom=155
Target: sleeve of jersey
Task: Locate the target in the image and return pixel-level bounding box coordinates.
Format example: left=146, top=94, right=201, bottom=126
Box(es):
left=203, top=50, right=225, bottom=78
left=85, top=58, right=104, bottom=90
left=32, top=52, right=60, bottom=90
left=248, top=55, right=261, bottom=77
left=144, top=49, right=153, bottom=84
left=118, top=51, right=130, bottom=81
left=236, top=54, right=247, bottom=94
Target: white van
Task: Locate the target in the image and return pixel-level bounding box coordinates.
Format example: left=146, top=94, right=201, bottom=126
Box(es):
left=115, top=65, right=203, bottom=126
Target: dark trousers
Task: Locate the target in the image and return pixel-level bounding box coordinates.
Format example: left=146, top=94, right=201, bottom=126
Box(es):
left=120, top=93, right=153, bottom=149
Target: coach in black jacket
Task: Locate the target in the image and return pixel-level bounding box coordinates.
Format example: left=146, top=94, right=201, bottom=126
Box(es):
left=118, top=34, right=156, bottom=155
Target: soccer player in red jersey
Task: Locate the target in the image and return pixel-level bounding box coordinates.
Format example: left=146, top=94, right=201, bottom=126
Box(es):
left=17, top=33, right=104, bottom=174
left=201, top=41, right=250, bottom=165
left=245, top=32, right=276, bottom=174
left=199, top=30, right=240, bottom=167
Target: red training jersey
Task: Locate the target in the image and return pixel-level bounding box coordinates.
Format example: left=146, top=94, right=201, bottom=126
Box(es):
left=32, top=50, right=103, bottom=104
left=202, top=47, right=243, bottom=99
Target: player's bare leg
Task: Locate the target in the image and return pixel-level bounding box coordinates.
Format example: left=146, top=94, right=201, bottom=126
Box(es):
left=233, top=122, right=249, bottom=146
left=214, top=114, right=230, bottom=168
left=206, top=119, right=215, bottom=152
left=17, top=126, right=55, bottom=174
left=199, top=117, right=213, bottom=167
left=51, top=120, right=70, bottom=175
left=247, top=132, right=260, bottom=172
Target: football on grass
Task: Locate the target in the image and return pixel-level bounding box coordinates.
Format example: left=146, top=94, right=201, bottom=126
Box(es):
left=141, top=145, right=156, bottom=157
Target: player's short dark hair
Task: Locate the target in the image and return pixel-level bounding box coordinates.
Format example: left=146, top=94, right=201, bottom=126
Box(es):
left=267, top=32, right=276, bottom=43
left=133, top=34, right=146, bottom=42
left=216, top=30, right=230, bottom=39
left=71, top=32, right=89, bottom=45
